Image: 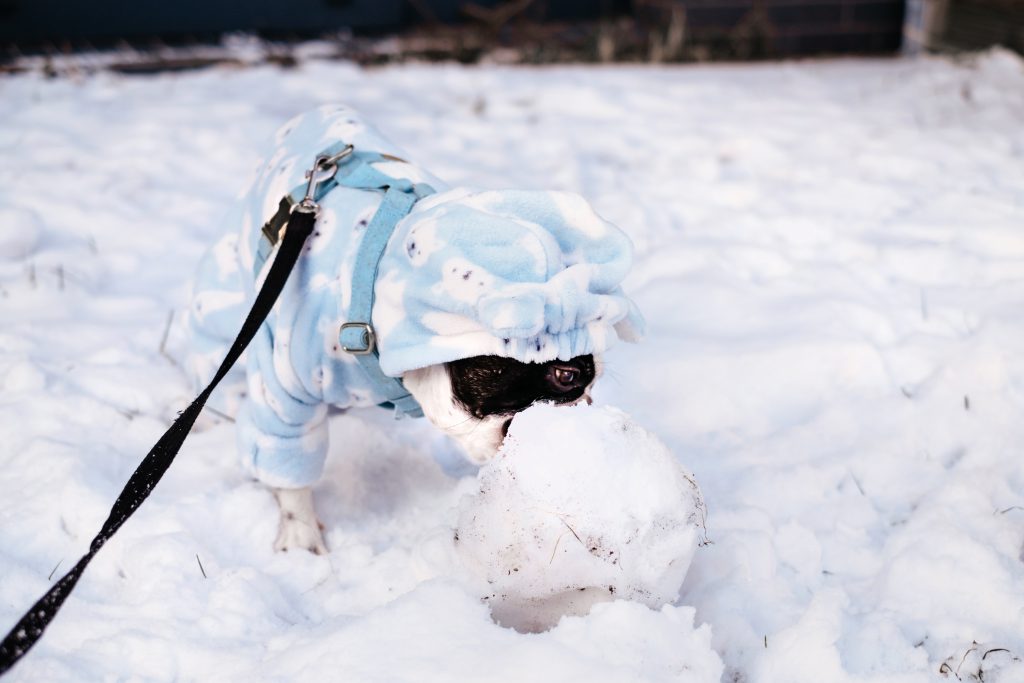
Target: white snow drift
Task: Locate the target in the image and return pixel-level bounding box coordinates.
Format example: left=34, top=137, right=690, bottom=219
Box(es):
left=1, top=47, right=1023, bottom=682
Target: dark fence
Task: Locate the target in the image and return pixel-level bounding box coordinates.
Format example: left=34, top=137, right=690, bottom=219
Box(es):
left=637, top=0, right=904, bottom=57
left=942, top=0, right=1024, bottom=53
left=1, top=0, right=905, bottom=59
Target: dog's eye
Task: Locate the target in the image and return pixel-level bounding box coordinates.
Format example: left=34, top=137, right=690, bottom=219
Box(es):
left=548, top=366, right=578, bottom=391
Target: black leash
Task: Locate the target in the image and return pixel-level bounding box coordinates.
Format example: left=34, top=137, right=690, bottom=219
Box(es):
left=0, top=209, right=316, bottom=677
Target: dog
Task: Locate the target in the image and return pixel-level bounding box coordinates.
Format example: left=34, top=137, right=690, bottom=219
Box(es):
left=184, top=105, right=643, bottom=554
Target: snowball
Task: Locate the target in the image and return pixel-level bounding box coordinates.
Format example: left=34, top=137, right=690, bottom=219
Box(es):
left=455, top=403, right=706, bottom=632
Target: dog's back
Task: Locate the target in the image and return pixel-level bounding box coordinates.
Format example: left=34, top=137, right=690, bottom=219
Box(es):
left=182, top=105, right=444, bottom=416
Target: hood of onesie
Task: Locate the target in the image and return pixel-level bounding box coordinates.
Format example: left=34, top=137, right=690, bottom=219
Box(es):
left=372, top=188, right=645, bottom=377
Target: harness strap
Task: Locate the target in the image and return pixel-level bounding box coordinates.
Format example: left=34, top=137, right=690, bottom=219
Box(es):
left=0, top=206, right=317, bottom=677
left=256, top=145, right=429, bottom=268
left=256, top=145, right=432, bottom=418
left=340, top=185, right=423, bottom=417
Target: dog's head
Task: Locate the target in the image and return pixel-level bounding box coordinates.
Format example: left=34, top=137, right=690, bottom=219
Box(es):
left=380, top=189, right=640, bottom=463
left=403, top=354, right=599, bottom=463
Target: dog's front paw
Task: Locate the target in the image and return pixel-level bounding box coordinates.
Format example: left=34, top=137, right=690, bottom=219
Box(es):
left=274, top=515, right=327, bottom=555
left=272, top=486, right=327, bottom=555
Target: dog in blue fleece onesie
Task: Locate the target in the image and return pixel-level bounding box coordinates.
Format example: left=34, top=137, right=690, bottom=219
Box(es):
left=185, top=105, right=644, bottom=552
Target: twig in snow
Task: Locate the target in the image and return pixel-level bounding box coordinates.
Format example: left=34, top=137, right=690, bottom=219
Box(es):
left=117, top=407, right=139, bottom=421
left=963, top=395, right=970, bottom=411
left=955, top=642, right=979, bottom=677
left=203, top=405, right=236, bottom=423
left=47, top=559, right=63, bottom=581
left=53, top=265, right=86, bottom=288
left=850, top=472, right=866, bottom=496
left=159, top=309, right=180, bottom=368
left=549, top=531, right=569, bottom=564
left=548, top=517, right=587, bottom=564
left=196, top=554, right=207, bottom=579
left=559, top=517, right=584, bottom=546
left=997, top=506, right=1024, bottom=515
left=688, top=476, right=712, bottom=546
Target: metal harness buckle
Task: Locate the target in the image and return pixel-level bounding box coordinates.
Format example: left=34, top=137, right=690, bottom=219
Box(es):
left=340, top=322, right=376, bottom=355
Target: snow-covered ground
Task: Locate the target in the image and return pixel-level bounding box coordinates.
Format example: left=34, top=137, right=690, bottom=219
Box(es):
left=2, top=48, right=1024, bottom=682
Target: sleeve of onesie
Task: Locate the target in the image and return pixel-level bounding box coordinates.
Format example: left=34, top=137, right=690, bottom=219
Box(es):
left=235, top=322, right=328, bottom=489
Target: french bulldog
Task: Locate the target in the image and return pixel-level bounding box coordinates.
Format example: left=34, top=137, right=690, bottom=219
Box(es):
left=184, top=105, right=642, bottom=553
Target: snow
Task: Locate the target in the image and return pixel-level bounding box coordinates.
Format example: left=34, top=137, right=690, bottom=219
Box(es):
left=2, top=48, right=1024, bottom=681
left=455, top=403, right=706, bottom=633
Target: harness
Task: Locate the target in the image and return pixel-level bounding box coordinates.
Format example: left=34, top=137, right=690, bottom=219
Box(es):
left=0, top=143, right=430, bottom=675
left=255, top=141, right=431, bottom=417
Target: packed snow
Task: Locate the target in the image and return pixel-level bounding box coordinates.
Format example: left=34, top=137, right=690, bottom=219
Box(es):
left=2, top=47, right=1024, bottom=682
left=455, top=403, right=706, bottom=633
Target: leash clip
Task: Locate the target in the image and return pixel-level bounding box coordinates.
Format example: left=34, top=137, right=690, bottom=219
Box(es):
left=293, top=144, right=355, bottom=215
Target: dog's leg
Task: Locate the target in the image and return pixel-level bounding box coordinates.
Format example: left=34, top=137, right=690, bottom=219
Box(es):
left=272, top=487, right=327, bottom=555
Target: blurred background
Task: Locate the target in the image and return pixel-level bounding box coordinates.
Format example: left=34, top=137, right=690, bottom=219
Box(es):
left=2, top=0, right=1022, bottom=71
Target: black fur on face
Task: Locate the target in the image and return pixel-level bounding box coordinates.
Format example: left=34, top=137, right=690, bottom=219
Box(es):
left=447, top=354, right=596, bottom=422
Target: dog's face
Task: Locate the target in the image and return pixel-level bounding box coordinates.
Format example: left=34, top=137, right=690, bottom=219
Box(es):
left=449, top=354, right=597, bottom=429
left=403, top=355, right=599, bottom=463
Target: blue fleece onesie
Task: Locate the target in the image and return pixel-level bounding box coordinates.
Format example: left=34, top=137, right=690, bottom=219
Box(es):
left=185, top=105, right=644, bottom=488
